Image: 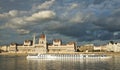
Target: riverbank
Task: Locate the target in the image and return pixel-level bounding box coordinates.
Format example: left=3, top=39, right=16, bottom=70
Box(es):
left=0, top=52, right=28, bottom=56
left=0, top=52, right=120, bottom=56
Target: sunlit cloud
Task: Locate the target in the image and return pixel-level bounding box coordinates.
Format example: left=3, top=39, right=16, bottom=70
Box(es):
left=25, top=10, right=56, bottom=22
left=0, top=10, right=18, bottom=19
left=0, top=0, right=120, bottom=45
left=17, top=29, right=30, bottom=35
left=37, top=0, right=55, bottom=9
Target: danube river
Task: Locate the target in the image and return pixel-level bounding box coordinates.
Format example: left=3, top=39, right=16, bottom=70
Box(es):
left=0, top=55, right=120, bottom=70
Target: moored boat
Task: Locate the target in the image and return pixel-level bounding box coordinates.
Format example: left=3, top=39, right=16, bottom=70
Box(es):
left=26, top=54, right=112, bottom=60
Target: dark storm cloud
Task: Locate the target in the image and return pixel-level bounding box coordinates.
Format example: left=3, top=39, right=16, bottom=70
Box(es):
left=0, top=0, right=43, bottom=12
left=93, top=9, right=120, bottom=32
left=43, top=0, right=120, bottom=43
left=50, top=21, right=114, bottom=41
left=0, top=0, right=120, bottom=45
left=93, top=0, right=105, bottom=4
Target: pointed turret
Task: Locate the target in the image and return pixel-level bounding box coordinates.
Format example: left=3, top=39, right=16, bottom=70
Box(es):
left=33, top=33, right=36, bottom=47
left=39, top=33, right=47, bottom=47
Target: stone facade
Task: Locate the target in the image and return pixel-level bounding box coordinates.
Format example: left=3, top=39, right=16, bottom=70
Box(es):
left=8, top=33, right=76, bottom=53
left=106, top=42, right=120, bottom=52
left=24, top=40, right=33, bottom=46
left=48, top=42, right=76, bottom=53
left=8, top=34, right=120, bottom=53
left=0, top=45, right=8, bottom=52
left=78, top=44, right=94, bottom=52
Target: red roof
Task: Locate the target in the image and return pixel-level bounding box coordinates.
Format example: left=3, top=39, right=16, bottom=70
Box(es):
left=40, top=34, right=45, bottom=38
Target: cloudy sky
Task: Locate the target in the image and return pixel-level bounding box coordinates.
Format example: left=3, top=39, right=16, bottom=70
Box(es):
left=0, top=0, right=120, bottom=45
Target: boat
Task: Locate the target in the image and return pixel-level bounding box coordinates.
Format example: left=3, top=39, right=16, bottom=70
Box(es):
left=26, top=54, right=112, bottom=60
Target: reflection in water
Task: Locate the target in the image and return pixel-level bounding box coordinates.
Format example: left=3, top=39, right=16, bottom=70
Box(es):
left=0, top=55, right=120, bottom=70
left=27, top=58, right=112, bottom=70
left=0, top=56, right=27, bottom=70
left=109, top=56, right=120, bottom=70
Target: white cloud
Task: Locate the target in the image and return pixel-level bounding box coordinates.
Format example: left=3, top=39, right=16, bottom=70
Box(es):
left=0, top=10, right=17, bottom=19
left=8, top=10, right=18, bottom=17
left=0, top=10, right=28, bottom=20
left=70, top=3, right=78, bottom=9
left=17, top=29, right=30, bottom=34
left=60, top=3, right=79, bottom=20
left=1, top=10, right=56, bottom=29
left=25, top=10, right=56, bottom=22
left=3, top=17, right=27, bottom=29
left=69, top=13, right=84, bottom=23
left=37, top=0, right=55, bottom=9
left=69, top=11, right=93, bottom=24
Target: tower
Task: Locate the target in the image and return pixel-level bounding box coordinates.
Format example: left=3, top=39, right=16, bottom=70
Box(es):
left=39, top=33, right=46, bottom=47
left=39, top=33, right=48, bottom=53
left=33, top=33, right=36, bottom=47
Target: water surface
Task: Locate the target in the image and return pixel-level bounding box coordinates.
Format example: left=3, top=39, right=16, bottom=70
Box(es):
left=0, top=55, right=120, bottom=70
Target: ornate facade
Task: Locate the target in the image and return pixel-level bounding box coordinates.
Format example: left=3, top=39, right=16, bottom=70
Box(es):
left=8, top=33, right=76, bottom=53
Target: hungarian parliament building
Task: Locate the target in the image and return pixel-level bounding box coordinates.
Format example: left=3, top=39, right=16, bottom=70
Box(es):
left=1, top=34, right=120, bottom=53
left=9, top=33, right=76, bottom=53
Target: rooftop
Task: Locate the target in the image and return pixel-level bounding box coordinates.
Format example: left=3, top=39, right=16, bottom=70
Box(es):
left=40, top=34, right=45, bottom=38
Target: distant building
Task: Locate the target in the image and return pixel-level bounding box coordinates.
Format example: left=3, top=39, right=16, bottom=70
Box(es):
left=9, top=33, right=47, bottom=53
left=7, top=34, right=120, bottom=53
left=24, top=40, right=33, bottom=46
left=0, top=45, right=8, bottom=52
left=9, top=43, right=18, bottom=52
left=106, top=42, right=120, bottom=52
left=77, top=44, right=94, bottom=52
left=94, top=46, right=101, bottom=52
left=8, top=34, right=120, bottom=53
left=94, top=45, right=107, bottom=52
left=39, top=34, right=47, bottom=47
left=8, top=33, right=76, bottom=54
left=53, top=39, right=62, bottom=46
left=48, top=40, right=76, bottom=53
